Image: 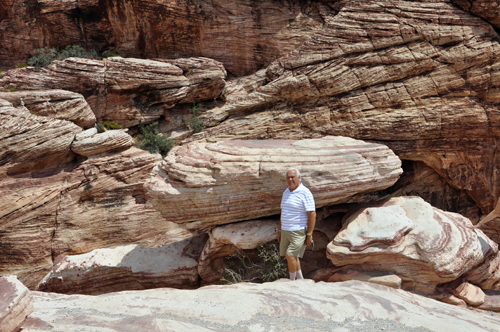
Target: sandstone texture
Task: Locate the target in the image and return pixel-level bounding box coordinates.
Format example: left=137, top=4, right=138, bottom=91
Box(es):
left=0, top=0, right=324, bottom=75
left=325, top=196, right=500, bottom=294
left=198, top=219, right=279, bottom=284
left=0, top=90, right=96, bottom=128
left=0, top=275, right=34, bottom=332
left=71, top=129, right=134, bottom=156
left=37, top=234, right=207, bottom=295
left=1, top=57, right=226, bottom=127
left=146, top=136, right=402, bottom=230
left=21, top=280, right=500, bottom=332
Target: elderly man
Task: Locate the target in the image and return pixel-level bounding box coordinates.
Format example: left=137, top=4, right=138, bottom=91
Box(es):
left=277, top=168, right=316, bottom=280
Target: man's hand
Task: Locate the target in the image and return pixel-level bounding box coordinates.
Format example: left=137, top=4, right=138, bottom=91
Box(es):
left=277, top=230, right=281, bottom=243
left=305, top=234, right=313, bottom=246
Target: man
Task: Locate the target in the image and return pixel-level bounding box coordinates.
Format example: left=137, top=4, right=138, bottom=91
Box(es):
left=278, top=168, right=316, bottom=280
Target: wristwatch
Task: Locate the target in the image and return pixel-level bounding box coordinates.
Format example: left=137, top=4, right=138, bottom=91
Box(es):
left=306, top=232, right=313, bottom=236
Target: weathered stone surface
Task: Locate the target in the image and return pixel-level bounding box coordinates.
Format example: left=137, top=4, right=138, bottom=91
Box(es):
left=1, top=57, right=226, bottom=127
left=71, top=129, right=134, bottom=156
left=479, top=289, right=500, bottom=311
left=198, top=219, right=279, bottom=284
left=0, top=275, right=34, bottom=332
left=451, top=281, right=485, bottom=306
left=0, top=90, right=96, bottom=128
left=145, top=136, right=402, bottom=230
left=37, top=234, right=207, bottom=295
left=326, top=268, right=404, bottom=290
left=0, top=146, right=192, bottom=288
left=326, top=196, right=500, bottom=294
left=0, top=104, right=81, bottom=176
left=22, top=280, right=500, bottom=332
left=453, top=0, right=500, bottom=30
left=0, top=0, right=324, bottom=75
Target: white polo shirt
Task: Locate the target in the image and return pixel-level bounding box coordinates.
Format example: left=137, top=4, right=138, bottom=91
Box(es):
left=280, top=183, right=316, bottom=231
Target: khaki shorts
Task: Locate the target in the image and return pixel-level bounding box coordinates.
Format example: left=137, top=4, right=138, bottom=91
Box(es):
left=280, top=228, right=306, bottom=258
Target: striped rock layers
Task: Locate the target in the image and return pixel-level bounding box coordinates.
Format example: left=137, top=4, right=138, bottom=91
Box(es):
left=145, top=136, right=403, bottom=230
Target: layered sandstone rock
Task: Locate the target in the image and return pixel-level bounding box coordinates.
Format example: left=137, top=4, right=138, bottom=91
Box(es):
left=37, top=234, right=207, bottom=295
left=22, top=280, right=500, bottom=332
left=325, top=196, right=500, bottom=294
left=0, top=90, right=96, bottom=128
left=145, top=136, right=402, bottom=230
left=0, top=0, right=324, bottom=75
left=1, top=57, right=226, bottom=127
left=71, top=129, right=134, bottom=156
left=453, top=0, right=500, bottom=29
left=0, top=276, right=34, bottom=332
left=198, top=219, right=279, bottom=284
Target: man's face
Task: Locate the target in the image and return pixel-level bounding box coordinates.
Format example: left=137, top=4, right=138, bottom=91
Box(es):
left=286, top=170, right=300, bottom=191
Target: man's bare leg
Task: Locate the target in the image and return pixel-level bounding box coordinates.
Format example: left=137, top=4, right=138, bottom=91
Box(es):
left=286, top=253, right=302, bottom=280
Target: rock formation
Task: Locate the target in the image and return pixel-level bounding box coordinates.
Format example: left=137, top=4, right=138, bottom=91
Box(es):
left=1, top=57, right=226, bottom=127
left=37, top=234, right=207, bottom=295
left=71, top=129, right=134, bottom=156
left=146, top=136, right=403, bottom=230
left=0, top=276, right=34, bottom=332
left=0, top=90, right=96, bottom=128
left=323, top=196, right=500, bottom=296
left=21, top=280, right=500, bottom=332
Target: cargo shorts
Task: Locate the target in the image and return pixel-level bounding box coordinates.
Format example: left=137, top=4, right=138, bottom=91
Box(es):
left=280, top=228, right=306, bottom=258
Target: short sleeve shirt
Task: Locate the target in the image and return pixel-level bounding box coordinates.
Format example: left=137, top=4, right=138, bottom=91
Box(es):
left=280, top=183, right=316, bottom=231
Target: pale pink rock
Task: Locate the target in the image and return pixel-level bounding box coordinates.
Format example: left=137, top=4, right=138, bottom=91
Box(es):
left=479, top=289, right=500, bottom=311
left=145, top=136, right=402, bottom=230
left=0, top=90, right=96, bottom=128
left=452, top=281, right=485, bottom=306
left=326, top=196, right=500, bottom=294
left=37, top=234, right=207, bottom=295
left=0, top=275, right=34, bottom=332
left=70, top=129, right=134, bottom=156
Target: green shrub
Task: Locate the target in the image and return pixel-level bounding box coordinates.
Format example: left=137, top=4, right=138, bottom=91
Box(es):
left=9, top=88, right=17, bottom=92
left=56, top=45, right=100, bottom=61
left=102, top=120, right=123, bottom=130
left=27, top=47, right=58, bottom=68
left=0, top=68, right=5, bottom=78
left=135, top=122, right=174, bottom=158
left=102, top=50, right=119, bottom=58
left=96, top=123, right=106, bottom=133
left=16, top=63, right=28, bottom=68
left=221, top=241, right=288, bottom=284
left=188, top=102, right=204, bottom=133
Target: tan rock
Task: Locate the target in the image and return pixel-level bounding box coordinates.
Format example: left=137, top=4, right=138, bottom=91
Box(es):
left=326, top=267, right=403, bottom=289
left=327, top=196, right=500, bottom=294
left=0, top=275, right=34, bottom=332
left=145, top=136, right=402, bottom=230
left=198, top=219, right=279, bottom=284
left=21, top=280, right=500, bottom=332
left=70, top=129, right=134, bottom=156
left=37, top=234, right=207, bottom=295
left=1, top=57, right=226, bottom=127
left=0, top=90, right=96, bottom=128
left=453, top=0, right=500, bottom=30
left=452, top=281, right=486, bottom=306
left=478, top=289, right=500, bottom=311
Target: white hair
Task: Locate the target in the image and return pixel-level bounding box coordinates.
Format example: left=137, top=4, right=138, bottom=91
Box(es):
left=285, top=167, right=301, bottom=178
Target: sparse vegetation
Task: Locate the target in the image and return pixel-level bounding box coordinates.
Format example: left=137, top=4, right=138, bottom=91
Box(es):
left=102, top=50, right=120, bottom=58
left=96, top=123, right=106, bottom=133
left=27, top=45, right=103, bottom=68
left=0, top=68, right=5, bottom=78
left=102, top=120, right=123, bottom=130
left=135, top=121, right=174, bottom=158
left=221, top=241, right=288, bottom=284
left=9, top=88, right=17, bottom=92
left=16, top=63, right=29, bottom=68
left=188, top=102, right=204, bottom=133
left=29, top=109, right=40, bottom=116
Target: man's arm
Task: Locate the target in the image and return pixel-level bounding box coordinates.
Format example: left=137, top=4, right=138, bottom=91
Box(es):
left=305, top=211, right=316, bottom=246
left=277, top=217, right=282, bottom=242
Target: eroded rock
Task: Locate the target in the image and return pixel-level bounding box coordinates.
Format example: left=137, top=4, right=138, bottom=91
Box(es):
left=145, top=136, right=402, bottom=230
left=37, top=234, right=208, bottom=295
left=71, top=129, right=134, bottom=156
left=326, top=196, right=500, bottom=294
left=0, top=275, right=34, bottom=332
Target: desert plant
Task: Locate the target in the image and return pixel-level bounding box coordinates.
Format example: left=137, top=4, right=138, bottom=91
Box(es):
left=0, top=68, right=5, bottom=78
left=56, top=45, right=100, bottom=61
left=27, top=47, right=58, bottom=68
left=9, top=88, right=17, bottom=92
left=188, top=102, right=204, bottom=133
left=135, top=122, right=174, bottom=158
left=102, top=50, right=119, bottom=58
left=102, top=120, right=123, bottom=130
left=16, top=63, right=28, bottom=68
left=96, top=123, right=106, bottom=133
left=221, top=241, right=288, bottom=284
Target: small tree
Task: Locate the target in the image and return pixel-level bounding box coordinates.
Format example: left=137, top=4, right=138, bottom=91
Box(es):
left=135, top=122, right=174, bottom=158
left=188, top=102, right=204, bottom=133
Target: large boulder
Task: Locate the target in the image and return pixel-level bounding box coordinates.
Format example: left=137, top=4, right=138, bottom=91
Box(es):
left=145, top=136, right=403, bottom=230
left=71, top=129, right=134, bottom=156
left=0, top=89, right=96, bottom=128
left=0, top=276, right=34, bottom=332
left=1, top=57, right=226, bottom=127
left=37, top=234, right=208, bottom=295
left=325, top=196, right=500, bottom=294
left=21, top=280, right=500, bottom=332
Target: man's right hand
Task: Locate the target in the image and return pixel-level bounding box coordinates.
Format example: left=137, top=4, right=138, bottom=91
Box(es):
left=277, top=230, right=281, bottom=243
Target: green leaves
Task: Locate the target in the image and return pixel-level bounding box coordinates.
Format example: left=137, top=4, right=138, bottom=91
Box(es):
left=135, top=122, right=174, bottom=158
